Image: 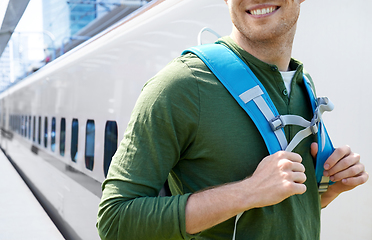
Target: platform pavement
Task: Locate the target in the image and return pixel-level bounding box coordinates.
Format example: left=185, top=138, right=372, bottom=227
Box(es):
left=0, top=150, right=65, bottom=240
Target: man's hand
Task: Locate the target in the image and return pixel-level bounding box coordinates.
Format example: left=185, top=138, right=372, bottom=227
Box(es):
left=310, top=143, right=369, bottom=207
left=243, top=151, right=307, bottom=209
left=185, top=151, right=307, bottom=234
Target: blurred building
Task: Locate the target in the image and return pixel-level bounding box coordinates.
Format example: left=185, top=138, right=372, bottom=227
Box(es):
left=0, top=44, right=12, bottom=89
left=0, top=0, right=150, bottom=92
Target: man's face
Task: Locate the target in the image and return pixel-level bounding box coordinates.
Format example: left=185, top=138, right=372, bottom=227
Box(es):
left=225, top=0, right=305, bottom=43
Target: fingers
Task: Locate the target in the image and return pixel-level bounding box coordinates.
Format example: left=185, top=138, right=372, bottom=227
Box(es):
left=275, top=151, right=302, bottom=163
left=326, top=161, right=364, bottom=182
left=310, top=142, right=318, bottom=158
left=324, top=145, right=355, bottom=171
left=291, top=171, right=307, bottom=184
left=324, top=146, right=361, bottom=178
left=340, top=171, right=369, bottom=186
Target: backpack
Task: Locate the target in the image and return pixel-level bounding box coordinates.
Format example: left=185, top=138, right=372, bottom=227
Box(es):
left=182, top=44, right=335, bottom=192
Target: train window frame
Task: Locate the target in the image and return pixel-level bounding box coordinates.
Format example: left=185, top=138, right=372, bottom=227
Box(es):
left=85, top=120, right=95, bottom=171
left=60, top=118, right=66, bottom=156
left=44, top=117, right=48, bottom=148
left=104, top=121, right=118, bottom=177
left=71, top=118, right=79, bottom=163
left=51, top=117, right=56, bottom=152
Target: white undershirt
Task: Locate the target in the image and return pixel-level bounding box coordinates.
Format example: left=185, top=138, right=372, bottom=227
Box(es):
left=280, top=70, right=296, bottom=97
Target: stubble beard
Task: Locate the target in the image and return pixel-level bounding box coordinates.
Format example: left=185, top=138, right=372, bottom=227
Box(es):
left=231, top=6, right=301, bottom=56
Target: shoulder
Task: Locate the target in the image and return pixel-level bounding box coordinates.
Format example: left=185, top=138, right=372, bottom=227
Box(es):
left=141, top=53, right=217, bottom=102
left=145, top=53, right=212, bottom=88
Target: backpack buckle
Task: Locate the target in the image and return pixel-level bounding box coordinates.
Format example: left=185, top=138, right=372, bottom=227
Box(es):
left=269, top=116, right=284, bottom=131
left=310, top=112, right=319, bottom=135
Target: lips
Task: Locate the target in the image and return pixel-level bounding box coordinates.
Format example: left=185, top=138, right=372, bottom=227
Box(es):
left=247, top=6, right=279, bottom=16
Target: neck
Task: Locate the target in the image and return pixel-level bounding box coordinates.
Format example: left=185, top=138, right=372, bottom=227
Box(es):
left=230, top=26, right=297, bottom=72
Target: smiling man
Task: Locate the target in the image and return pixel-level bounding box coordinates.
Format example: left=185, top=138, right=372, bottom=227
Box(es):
left=97, top=1, right=368, bottom=239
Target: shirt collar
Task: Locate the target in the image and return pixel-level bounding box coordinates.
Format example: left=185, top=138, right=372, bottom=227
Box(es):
left=216, top=36, right=304, bottom=82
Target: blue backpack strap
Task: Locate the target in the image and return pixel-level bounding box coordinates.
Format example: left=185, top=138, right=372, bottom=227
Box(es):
left=182, top=44, right=287, bottom=154
left=183, top=43, right=335, bottom=240
left=182, top=43, right=335, bottom=190
left=303, top=77, right=335, bottom=191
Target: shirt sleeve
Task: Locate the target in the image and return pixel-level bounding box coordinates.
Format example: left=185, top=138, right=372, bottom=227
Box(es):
left=97, top=57, right=201, bottom=240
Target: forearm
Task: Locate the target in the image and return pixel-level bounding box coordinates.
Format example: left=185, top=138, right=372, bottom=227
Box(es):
left=320, top=188, right=340, bottom=208
left=185, top=180, right=254, bottom=234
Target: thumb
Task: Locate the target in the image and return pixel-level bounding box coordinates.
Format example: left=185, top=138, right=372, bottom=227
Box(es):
left=310, top=142, right=318, bottom=158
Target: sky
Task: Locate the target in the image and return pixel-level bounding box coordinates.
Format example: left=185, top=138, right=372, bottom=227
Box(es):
left=0, top=0, right=10, bottom=27
left=16, top=0, right=45, bottom=61
left=0, top=0, right=45, bottom=62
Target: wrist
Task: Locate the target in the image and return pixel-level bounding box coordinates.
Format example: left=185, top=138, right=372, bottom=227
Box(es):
left=235, top=177, right=260, bottom=211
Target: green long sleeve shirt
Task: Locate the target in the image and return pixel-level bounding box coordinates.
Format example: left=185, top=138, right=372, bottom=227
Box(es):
left=97, top=36, right=321, bottom=240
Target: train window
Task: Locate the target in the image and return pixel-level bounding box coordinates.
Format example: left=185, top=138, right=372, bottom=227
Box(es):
left=38, top=116, right=41, bottom=145
left=85, top=120, right=95, bottom=171
left=1, top=111, right=4, bottom=128
left=28, top=116, right=31, bottom=139
left=51, top=117, right=56, bottom=152
left=104, top=121, right=118, bottom=177
left=71, top=119, right=79, bottom=162
left=33, top=116, right=36, bottom=142
left=21, top=116, right=24, bottom=136
left=18, top=115, right=21, bottom=133
left=60, top=118, right=66, bottom=156
left=25, top=115, right=28, bottom=138
left=44, top=117, right=48, bottom=148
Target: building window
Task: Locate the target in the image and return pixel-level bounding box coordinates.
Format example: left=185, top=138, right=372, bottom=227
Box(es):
left=38, top=116, right=41, bottom=145
left=60, top=118, right=66, bottom=156
left=33, top=116, right=36, bottom=142
left=104, top=121, right=118, bottom=177
left=85, top=120, right=95, bottom=171
left=71, top=119, right=79, bottom=162
left=51, top=117, right=56, bottom=152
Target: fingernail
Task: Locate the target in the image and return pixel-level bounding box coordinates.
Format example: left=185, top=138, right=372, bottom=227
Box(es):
left=330, top=176, right=335, bottom=182
left=323, top=171, right=329, bottom=177
left=324, top=164, right=330, bottom=170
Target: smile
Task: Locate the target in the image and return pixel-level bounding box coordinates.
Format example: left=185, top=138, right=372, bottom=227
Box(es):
left=248, top=6, right=279, bottom=16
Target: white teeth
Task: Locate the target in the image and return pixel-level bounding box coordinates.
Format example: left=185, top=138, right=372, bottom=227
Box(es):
left=251, top=7, right=276, bottom=16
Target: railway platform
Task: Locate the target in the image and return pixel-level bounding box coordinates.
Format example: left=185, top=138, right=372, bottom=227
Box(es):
left=0, top=150, right=64, bottom=240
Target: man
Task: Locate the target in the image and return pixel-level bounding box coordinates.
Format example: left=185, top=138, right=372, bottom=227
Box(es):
left=97, top=0, right=368, bottom=239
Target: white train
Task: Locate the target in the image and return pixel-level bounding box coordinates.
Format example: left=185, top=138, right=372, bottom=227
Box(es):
left=0, top=0, right=231, bottom=239
left=1, top=0, right=371, bottom=240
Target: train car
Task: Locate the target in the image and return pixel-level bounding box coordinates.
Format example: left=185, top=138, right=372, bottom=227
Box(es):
left=0, top=0, right=231, bottom=239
